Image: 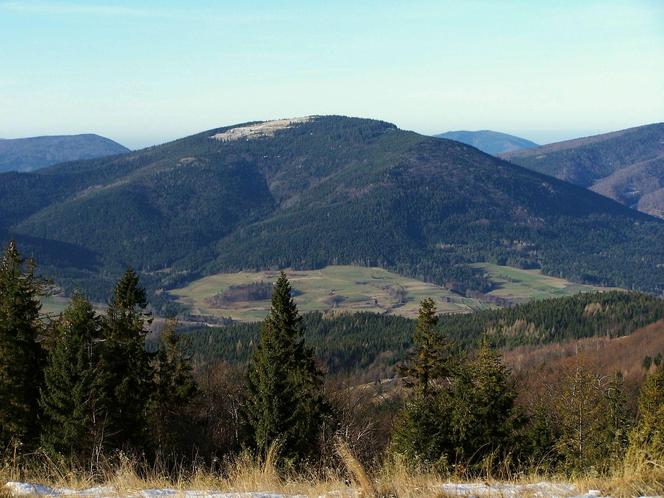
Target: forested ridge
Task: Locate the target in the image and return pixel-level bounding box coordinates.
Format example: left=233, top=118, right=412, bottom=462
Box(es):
left=1, top=116, right=664, bottom=306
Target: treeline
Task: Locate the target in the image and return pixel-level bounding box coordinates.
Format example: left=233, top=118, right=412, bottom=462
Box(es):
left=179, top=291, right=664, bottom=381
left=3, top=240, right=664, bottom=479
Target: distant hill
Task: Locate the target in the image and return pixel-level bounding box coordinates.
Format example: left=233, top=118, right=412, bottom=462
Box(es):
left=434, top=130, right=538, bottom=155
left=1, top=115, right=663, bottom=304
left=502, top=123, right=664, bottom=218
left=0, top=134, right=129, bottom=172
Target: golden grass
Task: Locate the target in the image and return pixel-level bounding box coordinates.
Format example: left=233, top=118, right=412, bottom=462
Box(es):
left=2, top=447, right=664, bottom=497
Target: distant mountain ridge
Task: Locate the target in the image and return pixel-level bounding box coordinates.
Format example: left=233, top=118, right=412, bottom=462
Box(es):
left=0, top=134, right=129, bottom=173
left=434, top=130, right=538, bottom=155
left=503, top=123, right=664, bottom=218
left=0, top=115, right=663, bottom=304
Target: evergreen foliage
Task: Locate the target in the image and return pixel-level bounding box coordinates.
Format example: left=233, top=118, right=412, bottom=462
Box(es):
left=98, top=268, right=154, bottom=451
left=148, top=318, right=197, bottom=454
left=39, top=294, right=105, bottom=461
left=392, top=302, right=518, bottom=470
left=244, top=272, right=329, bottom=462
left=0, top=241, right=45, bottom=449
left=398, top=298, right=452, bottom=396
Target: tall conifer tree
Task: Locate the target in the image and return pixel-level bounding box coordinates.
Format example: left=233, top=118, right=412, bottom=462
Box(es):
left=0, top=241, right=44, bottom=449
left=99, top=268, right=153, bottom=451
left=399, top=298, right=452, bottom=396
left=40, top=294, right=105, bottom=460
left=148, top=318, right=197, bottom=453
left=245, top=272, right=328, bottom=462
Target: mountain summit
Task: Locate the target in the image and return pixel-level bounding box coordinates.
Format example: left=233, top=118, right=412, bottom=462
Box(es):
left=1, top=116, right=663, bottom=300
left=0, top=134, right=130, bottom=173
left=434, top=130, right=538, bottom=155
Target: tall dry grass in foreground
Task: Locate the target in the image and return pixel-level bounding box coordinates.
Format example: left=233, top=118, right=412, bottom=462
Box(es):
left=1, top=444, right=663, bottom=497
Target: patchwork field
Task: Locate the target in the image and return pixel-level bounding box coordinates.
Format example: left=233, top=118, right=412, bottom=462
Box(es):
left=169, top=264, right=613, bottom=323
left=169, top=265, right=488, bottom=322
left=471, top=263, right=612, bottom=302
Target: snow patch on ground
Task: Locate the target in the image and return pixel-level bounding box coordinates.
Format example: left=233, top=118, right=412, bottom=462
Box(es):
left=209, top=117, right=314, bottom=142
left=7, top=481, right=660, bottom=498
left=440, top=481, right=602, bottom=497
left=4, top=482, right=296, bottom=497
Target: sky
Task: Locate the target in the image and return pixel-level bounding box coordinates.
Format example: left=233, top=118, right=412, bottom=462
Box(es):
left=1, top=0, right=663, bottom=149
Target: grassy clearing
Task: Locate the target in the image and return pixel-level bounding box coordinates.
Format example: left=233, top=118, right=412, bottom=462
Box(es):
left=471, top=263, right=612, bottom=303
left=169, top=265, right=488, bottom=322
left=170, top=264, right=615, bottom=324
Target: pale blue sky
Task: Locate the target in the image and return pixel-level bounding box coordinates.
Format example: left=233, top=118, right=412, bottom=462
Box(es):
left=1, top=0, right=662, bottom=149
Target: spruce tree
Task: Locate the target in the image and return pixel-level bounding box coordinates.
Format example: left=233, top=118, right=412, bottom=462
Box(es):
left=98, top=268, right=153, bottom=451
left=245, top=272, right=328, bottom=462
left=398, top=298, right=452, bottom=396
left=452, top=339, right=517, bottom=463
left=40, top=294, right=105, bottom=461
left=0, top=241, right=45, bottom=449
left=148, top=318, right=197, bottom=453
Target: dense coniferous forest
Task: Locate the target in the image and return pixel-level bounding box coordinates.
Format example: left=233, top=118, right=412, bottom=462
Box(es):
left=1, top=241, right=664, bottom=487
left=1, top=116, right=664, bottom=305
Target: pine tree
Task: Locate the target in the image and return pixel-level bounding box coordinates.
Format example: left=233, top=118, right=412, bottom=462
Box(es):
left=398, top=298, right=452, bottom=396
left=0, top=241, right=45, bottom=449
left=630, top=365, right=664, bottom=459
left=245, top=272, right=329, bottom=462
left=39, top=294, right=105, bottom=461
left=148, top=318, right=197, bottom=453
left=98, top=268, right=153, bottom=451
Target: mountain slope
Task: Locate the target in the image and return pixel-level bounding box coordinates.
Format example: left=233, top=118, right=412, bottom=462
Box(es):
left=1, top=116, right=663, bottom=302
left=0, top=134, right=129, bottom=173
left=434, top=130, right=538, bottom=155
left=502, top=123, right=664, bottom=218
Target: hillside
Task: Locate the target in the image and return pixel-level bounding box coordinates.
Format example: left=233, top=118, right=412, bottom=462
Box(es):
left=179, top=291, right=664, bottom=380
left=434, top=130, right=538, bottom=154
left=1, top=115, right=664, bottom=304
left=0, top=134, right=129, bottom=173
left=503, top=123, right=664, bottom=218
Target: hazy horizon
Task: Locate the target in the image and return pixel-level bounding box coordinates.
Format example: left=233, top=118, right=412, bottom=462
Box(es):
left=1, top=0, right=662, bottom=149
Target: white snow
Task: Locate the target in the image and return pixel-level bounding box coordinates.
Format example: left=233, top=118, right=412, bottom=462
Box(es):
left=4, top=482, right=296, bottom=498
left=209, top=117, right=313, bottom=142
left=5, top=481, right=661, bottom=498
left=440, top=481, right=602, bottom=497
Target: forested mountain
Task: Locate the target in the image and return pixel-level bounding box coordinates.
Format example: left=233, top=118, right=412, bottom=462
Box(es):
left=503, top=123, right=664, bottom=218
left=435, top=130, right=538, bottom=154
left=1, top=116, right=664, bottom=303
left=0, top=134, right=129, bottom=173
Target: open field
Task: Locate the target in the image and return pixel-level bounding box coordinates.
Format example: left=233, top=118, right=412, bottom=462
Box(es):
left=169, top=264, right=615, bottom=323
left=471, top=263, right=612, bottom=303
left=169, top=265, right=489, bottom=322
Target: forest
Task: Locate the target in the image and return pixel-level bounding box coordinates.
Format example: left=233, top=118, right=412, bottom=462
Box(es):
left=2, top=240, right=664, bottom=496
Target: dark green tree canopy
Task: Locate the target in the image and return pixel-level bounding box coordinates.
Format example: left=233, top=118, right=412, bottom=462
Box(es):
left=245, top=272, right=329, bottom=462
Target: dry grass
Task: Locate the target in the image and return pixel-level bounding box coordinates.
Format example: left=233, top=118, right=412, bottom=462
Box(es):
left=2, top=447, right=664, bottom=497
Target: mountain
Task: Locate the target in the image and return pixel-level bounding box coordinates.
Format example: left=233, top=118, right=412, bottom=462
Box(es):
left=0, top=134, right=129, bottom=173
left=434, top=130, right=538, bottom=155
left=502, top=123, right=664, bottom=218
left=1, top=115, right=663, bottom=304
